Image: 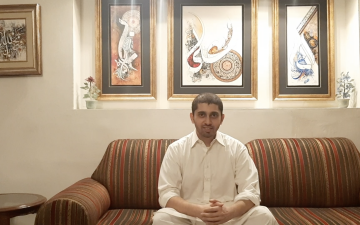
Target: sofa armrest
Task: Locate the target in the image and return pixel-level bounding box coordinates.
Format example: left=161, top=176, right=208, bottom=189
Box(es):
left=35, top=178, right=111, bottom=225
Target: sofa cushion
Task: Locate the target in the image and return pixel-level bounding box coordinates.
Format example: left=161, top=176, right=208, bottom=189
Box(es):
left=246, top=138, right=360, bottom=207
left=269, top=207, right=360, bottom=224
left=97, top=209, right=155, bottom=225
left=91, top=139, right=176, bottom=209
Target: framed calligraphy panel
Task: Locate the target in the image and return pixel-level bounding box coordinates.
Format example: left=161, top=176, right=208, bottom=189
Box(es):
left=95, top=0, right=156, bottom=100
left=168, top=0, right=258, bottom=100
left=273, top=0, right=334, bottom=100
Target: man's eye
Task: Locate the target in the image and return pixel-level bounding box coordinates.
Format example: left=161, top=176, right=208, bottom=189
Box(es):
left=198, top=113, right=205, bottom=117
left=211, top=113, right=219, bottom=118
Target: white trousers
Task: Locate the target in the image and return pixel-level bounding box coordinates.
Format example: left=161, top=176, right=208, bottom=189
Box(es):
left=152, top=206, right=278, bottom=225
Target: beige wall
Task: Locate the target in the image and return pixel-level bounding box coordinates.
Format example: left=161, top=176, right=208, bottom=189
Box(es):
left=0, top=0, right=360, bottom=224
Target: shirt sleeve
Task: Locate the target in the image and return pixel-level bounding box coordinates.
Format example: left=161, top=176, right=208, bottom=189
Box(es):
left=158, top=144, right=182, bottom=208
left=233, top=143, right=261, bottom=206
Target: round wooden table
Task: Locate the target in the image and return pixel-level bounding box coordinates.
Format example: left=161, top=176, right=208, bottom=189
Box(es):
left=0, top=193, right=47, bottom=225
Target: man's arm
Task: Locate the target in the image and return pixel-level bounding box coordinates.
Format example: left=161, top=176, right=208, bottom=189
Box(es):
left=158, top=144, right=183, bottom=207
left=166, top=196, right=204, bottom=218
left=233, top=144, right=261, bottom=205
left=223, top=199, right=254, bottom=219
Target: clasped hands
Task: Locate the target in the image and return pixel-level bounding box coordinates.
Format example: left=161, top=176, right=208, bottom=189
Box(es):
left=198, top=199, right=232, bottom=225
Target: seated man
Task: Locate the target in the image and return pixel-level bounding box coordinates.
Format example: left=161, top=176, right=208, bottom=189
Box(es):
left=153, top=93, right=277, bottom=225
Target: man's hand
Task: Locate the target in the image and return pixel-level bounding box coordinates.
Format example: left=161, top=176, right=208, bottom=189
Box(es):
left=167, top=197, right=254, bottom=225
left=198, top=200, right=232, bottom=225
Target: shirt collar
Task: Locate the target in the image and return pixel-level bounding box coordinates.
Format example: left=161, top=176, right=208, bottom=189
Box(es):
left=190, top=130, right=225, bottom=148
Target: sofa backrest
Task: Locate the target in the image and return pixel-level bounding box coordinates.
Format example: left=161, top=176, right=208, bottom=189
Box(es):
left=246, top=137, right=360, bottom=207
left=91, top=139, right=176, bottom=209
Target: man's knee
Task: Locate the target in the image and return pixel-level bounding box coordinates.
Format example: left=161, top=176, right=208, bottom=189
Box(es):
left=152, top=212, right=171, bottom=224
left=255, top=206, right=274, bottom=216
left=251, top=206, right=277, bottom=224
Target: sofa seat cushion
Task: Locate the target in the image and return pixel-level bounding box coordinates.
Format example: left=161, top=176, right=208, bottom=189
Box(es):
left=97, top=209, right=156, bottom=225
left=270, top=207, right=360, bottom=224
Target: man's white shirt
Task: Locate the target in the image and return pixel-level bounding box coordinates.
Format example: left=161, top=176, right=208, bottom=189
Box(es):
left=157, top=131, right=261, bottom=221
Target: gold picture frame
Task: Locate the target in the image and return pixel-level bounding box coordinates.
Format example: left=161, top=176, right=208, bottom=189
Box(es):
left=272, top=0, right=334, bottom=100
left=167, top=0, right=258, bottom=100
left=95, top=0, right=156, bottom=100
left=0, top=4, right=42, bottom=76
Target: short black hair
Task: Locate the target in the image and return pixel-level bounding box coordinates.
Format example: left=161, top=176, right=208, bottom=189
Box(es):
left=192, top=93, right=223, bottom=115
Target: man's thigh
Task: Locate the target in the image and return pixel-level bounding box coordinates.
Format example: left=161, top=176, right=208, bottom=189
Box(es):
left=152, top=206, right=278, bottom=225
left=234, top=206, right=278, bottom=225
left=152, top=212, right=193, bottom=225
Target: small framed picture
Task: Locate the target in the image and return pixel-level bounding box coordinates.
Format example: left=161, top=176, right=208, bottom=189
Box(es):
left=0, top=4, right=42, bottom=76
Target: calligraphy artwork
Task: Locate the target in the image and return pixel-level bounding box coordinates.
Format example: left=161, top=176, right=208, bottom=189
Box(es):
left=95, top=0, right=155, bottom=100
left=182, top=6, right=243, bottom=86
left=272, top=0, right=334, bottom=100
left=110, top=6, right=142, bottom=86
left=287, top=6, right=319, bottom=86
left=0, top=19, right=27, bottom=62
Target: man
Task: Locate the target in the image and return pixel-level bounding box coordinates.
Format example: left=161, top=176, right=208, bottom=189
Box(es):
left=153, top=93, right=277, bottom=225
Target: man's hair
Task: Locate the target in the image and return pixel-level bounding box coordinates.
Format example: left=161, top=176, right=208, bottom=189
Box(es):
left=192, top=93, right=223, bottom=114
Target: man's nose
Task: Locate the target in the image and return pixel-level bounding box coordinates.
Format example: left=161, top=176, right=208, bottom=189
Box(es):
left=205, top=116, right=211, bottom=124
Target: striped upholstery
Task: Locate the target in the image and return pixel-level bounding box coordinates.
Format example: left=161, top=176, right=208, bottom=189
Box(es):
left=35, top=178, right=110, bottom=225
left=91, top=139, right=176, bottom=209
left=35, top=138, right=360, bottom=225
left=97, top=209, right=155, bottom=225
left=246, top=138, right=360, bottom=207
left=269, top=207, right=360, bottom=225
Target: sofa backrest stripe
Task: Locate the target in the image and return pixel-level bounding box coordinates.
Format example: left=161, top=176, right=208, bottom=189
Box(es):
left=91, top=139, right=176, bottom=209
left=246, top=138, right=360, bottom=207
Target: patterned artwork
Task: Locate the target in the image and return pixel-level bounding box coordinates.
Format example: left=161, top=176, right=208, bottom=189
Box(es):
left=0, top=19, right=26, bottom=62
left=182, top=6, right=243, bottom=86
left=287, top=6, right=319, bottom=86
left=110, top=6, right=142, bottom=86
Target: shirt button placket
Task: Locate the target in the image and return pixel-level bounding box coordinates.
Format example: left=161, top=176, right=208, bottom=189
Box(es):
left=203, top=155, right=211, bottom=201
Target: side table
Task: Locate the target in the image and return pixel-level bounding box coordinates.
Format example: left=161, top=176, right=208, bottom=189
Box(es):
left=0, top=193, right=47, bottom=225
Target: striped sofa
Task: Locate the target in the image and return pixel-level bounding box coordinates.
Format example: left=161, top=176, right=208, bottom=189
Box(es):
left=246, top=138, right=360, bottom=224
left=35, top=138, right=360, bottom=225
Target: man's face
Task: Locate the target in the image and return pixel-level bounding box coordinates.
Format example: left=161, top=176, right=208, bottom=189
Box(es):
left=190, top=103, right=225, bottom=141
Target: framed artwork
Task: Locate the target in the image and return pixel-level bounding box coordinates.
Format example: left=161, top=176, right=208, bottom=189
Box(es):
left=168, top=0, right=258, bottom=100
left=95, top=0, right=156, bottom=100
left=0, top=4, right=41, bottom=76
left=273, top=0, right=334, bottom=100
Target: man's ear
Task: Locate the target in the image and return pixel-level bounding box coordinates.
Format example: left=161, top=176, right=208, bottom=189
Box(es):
left=190, top=113, right=195, bottom=124
left=220, top=114, right=225, bottom=124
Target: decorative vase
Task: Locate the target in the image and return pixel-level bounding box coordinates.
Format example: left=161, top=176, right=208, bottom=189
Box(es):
left=337, top=98, right=350, bottom=108
left=86, top=99, right=97, bottom=109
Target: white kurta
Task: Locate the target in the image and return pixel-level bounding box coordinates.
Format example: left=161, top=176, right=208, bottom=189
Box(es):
left=156, top=131, right=261, bottom=223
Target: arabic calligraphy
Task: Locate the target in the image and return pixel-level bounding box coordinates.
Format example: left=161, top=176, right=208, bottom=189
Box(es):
left=211, top=50, right=242, bottom=82
left=114, top=10, right=140, bottom=81
left=182, top=6, right=243, bottom=86
left=0, top=19, right=27, bottom=62
left=110, top=6, right=142, bottom=86
left=287, top=6, right=319, bottom=86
